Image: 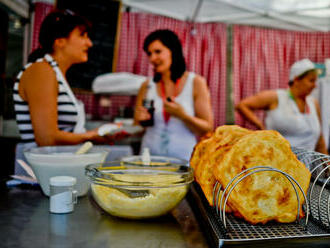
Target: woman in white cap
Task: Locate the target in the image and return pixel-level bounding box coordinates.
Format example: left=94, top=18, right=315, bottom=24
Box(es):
left=236, top=58, right=328, bottom=154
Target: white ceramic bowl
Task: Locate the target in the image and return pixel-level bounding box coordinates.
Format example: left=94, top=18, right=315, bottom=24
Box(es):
left=24, top=145, right=109, bottom=197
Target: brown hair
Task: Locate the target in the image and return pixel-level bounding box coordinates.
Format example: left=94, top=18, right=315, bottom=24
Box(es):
left=28, top=9, right=91, bottom=62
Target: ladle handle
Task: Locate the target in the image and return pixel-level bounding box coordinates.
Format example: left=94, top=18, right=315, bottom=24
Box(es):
left=75, top=141, right=93, bottom=155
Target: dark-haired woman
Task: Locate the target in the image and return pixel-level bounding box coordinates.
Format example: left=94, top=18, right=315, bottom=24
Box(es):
left=13, top=10, right=115, bottom=174
left=236, top=58, right=327, bottom=154
left=134, top=29, right=214, bottom=160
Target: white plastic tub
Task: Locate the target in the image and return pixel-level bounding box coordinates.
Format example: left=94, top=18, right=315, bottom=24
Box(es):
left=24, top=145, right=109, bottom=197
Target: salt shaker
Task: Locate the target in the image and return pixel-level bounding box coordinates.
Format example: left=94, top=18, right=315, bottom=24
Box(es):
left=49, top=176, right=78, bottom=214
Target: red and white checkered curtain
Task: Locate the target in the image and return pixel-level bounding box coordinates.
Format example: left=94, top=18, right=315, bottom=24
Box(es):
left=31, top=1, right=54, bottom=52
left=117, top=12, right=227, bottom=126
left=233, top=25, right=330, bottom=129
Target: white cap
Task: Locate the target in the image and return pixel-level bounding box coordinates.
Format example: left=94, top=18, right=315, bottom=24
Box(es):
left=289, top=58, right=316, bottom=81
left=141, top=147, right=151, bottom=164
left=49, top=176, right=77, bottom=186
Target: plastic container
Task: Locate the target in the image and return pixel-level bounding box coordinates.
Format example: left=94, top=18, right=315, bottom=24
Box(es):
left=24, top=145, right=109, bottom=197
left=85, top=161, right=193, bottom=219
left=49, top=176, right=78, bottom=214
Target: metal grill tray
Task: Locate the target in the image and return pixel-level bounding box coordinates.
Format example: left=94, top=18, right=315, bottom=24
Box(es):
left=187, top=182, right=330, bottom=248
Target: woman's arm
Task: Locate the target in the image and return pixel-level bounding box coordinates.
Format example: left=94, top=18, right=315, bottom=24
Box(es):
left=314, top=99, right=328, bottom=154
left=133, top=81, right=151, bottom=125
left=164, top=75, right=214, bottom=136
left=19, top=62, right=106, bottom=146
left=235, top=90, right=278, bottom=130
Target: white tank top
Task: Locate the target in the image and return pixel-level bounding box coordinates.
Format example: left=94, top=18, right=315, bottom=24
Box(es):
left=265, top=89, right=320, bottom=151
left=140, top=72, right=197, bottom=161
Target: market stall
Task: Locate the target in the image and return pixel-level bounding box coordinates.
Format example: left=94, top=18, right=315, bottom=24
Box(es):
left=1, top=1, right=330, bottom=248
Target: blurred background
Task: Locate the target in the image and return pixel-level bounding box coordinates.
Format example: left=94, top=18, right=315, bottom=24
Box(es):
left=1, top=0, right=330, bottom=187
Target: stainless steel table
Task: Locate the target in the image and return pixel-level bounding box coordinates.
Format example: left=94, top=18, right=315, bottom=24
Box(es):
left=0, top=186, right=209, bottom=248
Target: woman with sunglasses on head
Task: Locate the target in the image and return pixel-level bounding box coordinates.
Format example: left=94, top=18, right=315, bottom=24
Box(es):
left=236, top=58, right=328, bottom=154
left=134, top=29, right=214, bottom=161
left=13, top=10, right=116, bottom=174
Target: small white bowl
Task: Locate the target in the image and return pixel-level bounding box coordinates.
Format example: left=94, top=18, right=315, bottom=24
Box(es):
left=24, top=145, right=109, bottom=197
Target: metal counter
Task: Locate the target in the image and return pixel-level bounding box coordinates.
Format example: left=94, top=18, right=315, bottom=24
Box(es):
left=0, top=186, right=209, bottom=248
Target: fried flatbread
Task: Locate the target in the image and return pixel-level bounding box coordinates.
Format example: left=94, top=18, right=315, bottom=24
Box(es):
left=213, top=130, right=311, bottom=224
left=190, top=132, right=213, bottom=172
left=190, top=133, right=216, bottom=205
left=190, top=125, right=251, bottom=208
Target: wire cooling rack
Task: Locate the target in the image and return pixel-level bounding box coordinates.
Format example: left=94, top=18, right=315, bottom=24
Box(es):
left=187, top=147, right=330, bottom=248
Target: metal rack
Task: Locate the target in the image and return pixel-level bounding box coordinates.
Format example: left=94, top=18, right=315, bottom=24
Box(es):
left=188, top=147, right=330, bottom=247
left=213, top=166, right=309, bottom=229
left=292, top=147, right=330, bottom=230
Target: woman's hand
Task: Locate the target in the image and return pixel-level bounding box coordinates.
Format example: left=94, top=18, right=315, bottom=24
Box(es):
left=163, top=97, right=187, bottom=119
left=134, top=105, right=151, bottom=123
left=85, top=129, right=112, bottom=144
left=163, top=74, right=214, bottom=136
left=88, top=128, right=130, bottom=145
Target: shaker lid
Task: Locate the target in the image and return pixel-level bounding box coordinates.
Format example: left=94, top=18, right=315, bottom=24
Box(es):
left=49, top=176, right=77, bottom=186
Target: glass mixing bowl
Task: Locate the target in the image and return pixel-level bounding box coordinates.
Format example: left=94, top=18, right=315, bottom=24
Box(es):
left=85, top=161, right=193, bottom=219
left=120, top=155, right=188, bottom=166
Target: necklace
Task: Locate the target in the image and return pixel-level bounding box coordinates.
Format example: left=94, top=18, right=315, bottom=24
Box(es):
left=288, top=90, right=309, bottom=114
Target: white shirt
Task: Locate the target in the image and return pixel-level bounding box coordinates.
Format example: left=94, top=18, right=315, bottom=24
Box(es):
left=265, top=89, right=320, bottom=151
left=140, top=72, right=197, bottom=161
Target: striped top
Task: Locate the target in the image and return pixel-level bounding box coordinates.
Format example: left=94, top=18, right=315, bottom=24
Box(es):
left=13, top=54, right=79, bottom=145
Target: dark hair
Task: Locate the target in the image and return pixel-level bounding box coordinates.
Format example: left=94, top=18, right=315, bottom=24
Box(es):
left=143, top=29, right=186, bottom=83
left=28, top=9, right=91, bottom=62
left=288, top=69, right=318, bottom=86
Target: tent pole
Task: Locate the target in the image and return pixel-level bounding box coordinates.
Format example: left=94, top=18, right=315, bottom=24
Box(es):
left=225, top=24, right=234, bottom=125
left=121, top=0, right=185, bottom=21
left=190, top=0, right=203, bottom=22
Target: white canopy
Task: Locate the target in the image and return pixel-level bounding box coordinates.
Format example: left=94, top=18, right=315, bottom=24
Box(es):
left=0, top=0, right=29, bottom=18
left=122, top=0, right=330, bottom=32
